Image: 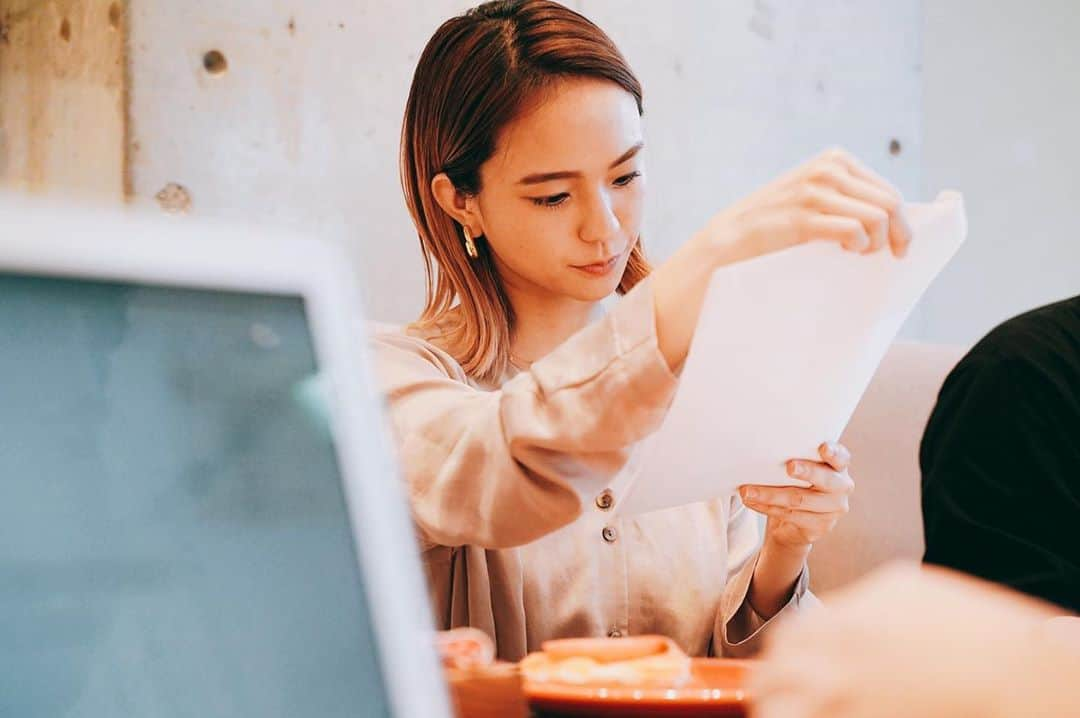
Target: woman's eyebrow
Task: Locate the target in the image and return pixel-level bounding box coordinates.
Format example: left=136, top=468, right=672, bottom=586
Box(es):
left=516, top=141, right=645, bottom=186
left=608, top=141, right=644, bottom=169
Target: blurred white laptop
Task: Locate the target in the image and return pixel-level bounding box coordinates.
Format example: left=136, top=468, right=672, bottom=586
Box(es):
left=0, top=198, right=452, bottom=718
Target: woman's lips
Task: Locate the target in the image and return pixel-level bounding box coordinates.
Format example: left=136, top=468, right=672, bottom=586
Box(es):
left=572, top=254, right=620, bottom=276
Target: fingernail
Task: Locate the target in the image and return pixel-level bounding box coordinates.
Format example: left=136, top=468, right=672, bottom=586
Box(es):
left=790, top=462, right=803, bottom=477
left=745, top=488, right=759, bottom=500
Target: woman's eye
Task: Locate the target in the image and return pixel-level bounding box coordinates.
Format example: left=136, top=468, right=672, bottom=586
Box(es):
left=613, top=171, right=641, bottom=187
left=532, top=193, right=570, bottom=208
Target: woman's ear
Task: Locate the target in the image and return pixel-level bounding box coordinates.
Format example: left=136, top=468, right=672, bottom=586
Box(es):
left=431, top=173, right=484, bottom=237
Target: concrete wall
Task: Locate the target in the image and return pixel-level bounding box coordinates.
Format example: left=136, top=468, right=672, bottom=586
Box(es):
left=11, top=1, right=1073, bottom=339
left=124, top=0, right=922, bottom=324
left=919, top=0, right=1080, bottom=343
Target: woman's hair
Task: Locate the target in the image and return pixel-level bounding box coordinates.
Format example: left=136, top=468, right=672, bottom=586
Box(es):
left=400, top=0, right=651, bottom=382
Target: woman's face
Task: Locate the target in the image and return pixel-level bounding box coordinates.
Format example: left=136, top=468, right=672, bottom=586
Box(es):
left=473, top=78, right=646, bottom=304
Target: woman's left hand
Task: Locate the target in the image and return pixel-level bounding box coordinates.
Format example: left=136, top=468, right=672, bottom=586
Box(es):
left=739, top=442, right=855, bottom=550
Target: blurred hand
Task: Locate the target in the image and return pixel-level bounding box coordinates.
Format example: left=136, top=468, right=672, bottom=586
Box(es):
left=751, top=562, right=1079, bottom=718
left=699, top=147, right=912, bottom=266
left=1041, top=616, right=1080, bottom=648
left=740, top=442, right=854, bottom=551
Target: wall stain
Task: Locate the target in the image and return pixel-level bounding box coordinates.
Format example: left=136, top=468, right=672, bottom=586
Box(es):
left=155, top=182, right=191, bottom=213
left=748, top=0, right=774, bottom=41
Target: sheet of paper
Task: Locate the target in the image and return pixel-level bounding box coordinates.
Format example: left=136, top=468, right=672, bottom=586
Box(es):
left=609, top=191, right=968, bottom=517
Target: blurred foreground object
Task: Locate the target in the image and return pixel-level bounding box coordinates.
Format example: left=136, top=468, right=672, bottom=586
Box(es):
left=521, top=636, right=753, bottom=716
left=752, top=562, right=1080, bottom=717
left=437, top=627, right=496, bottom=671
left=438, top=628, right=527, bottom=718
left=520, top=635, right=691, bottom=687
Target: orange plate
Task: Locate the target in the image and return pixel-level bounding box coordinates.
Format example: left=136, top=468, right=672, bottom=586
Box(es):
left=524, top=658, right=756, bottom=717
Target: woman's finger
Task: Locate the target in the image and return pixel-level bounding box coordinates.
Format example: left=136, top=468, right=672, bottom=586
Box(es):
left=884, top=203, right=912, bottom=258
left=818, top=442, right=851, bottom=472
left=830, top=152, right=913, bottom=258
left=742, top=485, right=849, bottom=514
left=803, top=214, right=870, bottom=253
left=814, top=164, right=899, bottom=214
left=804, top=187, right=890, bottom=253
left=787, top=460, right=856, bottom=495
left=747, top=504, right=841, bottom=532
left=813, top=167, right=912, bottom=258
left=813, top=148, right=912, bottom=258
left=831, top=149, right=902, bottom=201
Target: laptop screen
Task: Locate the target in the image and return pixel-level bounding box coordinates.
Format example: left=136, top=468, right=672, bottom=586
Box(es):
left=0, top=273, right=393, bottom=717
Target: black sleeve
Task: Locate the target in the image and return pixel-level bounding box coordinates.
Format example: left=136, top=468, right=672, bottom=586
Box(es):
left=920, top=354, right=1080, bottom=613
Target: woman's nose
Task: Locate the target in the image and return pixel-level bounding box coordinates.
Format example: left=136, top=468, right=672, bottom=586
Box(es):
left=579, top=189, right=621, bottom=245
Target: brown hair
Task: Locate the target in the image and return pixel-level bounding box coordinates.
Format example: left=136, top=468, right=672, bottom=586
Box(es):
left=400, top=0, right=651, bottom=382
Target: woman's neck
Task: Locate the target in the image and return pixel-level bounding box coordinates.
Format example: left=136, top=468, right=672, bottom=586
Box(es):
left=507, top=289, right=600, bottom=367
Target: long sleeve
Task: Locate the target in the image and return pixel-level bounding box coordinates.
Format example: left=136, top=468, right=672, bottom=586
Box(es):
left=373, top=278, right=678, bottom=551
left=712, top=492, right=817, bottom=657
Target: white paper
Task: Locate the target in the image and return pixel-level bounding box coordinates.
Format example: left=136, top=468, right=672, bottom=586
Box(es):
left=609, top=191, right=968, bottom=517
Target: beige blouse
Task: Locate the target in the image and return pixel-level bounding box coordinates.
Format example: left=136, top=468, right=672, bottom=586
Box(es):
left=372, top=277, right=813, bottom=662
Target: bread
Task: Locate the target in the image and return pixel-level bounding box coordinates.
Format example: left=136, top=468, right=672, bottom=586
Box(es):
left=519, top=635, right=692, bottom=687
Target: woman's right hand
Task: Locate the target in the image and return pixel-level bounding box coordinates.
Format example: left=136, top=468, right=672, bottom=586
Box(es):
left=652, top=148, right=911, bottom=372
left=697, top=147, right=913, bottom=267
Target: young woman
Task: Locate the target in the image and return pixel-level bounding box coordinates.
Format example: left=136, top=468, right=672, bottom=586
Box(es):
left=375, top=0, right=911, bottom=661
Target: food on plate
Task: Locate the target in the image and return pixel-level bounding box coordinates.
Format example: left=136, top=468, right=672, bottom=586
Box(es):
left=436, top=627, right=496, bottom=670
left=519, top=635, right=692, bottom=687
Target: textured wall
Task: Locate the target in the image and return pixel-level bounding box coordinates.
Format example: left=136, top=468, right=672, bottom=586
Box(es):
left=11, top=2, right=1075, bottom=340
left=125, top=1, right=922, bottom=324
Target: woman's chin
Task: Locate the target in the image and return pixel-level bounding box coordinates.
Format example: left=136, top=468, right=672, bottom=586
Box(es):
left=566, top=276, right=623, bottom=302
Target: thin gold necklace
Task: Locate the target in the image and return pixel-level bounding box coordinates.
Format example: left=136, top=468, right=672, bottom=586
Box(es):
left=508, top=351, right=534, bottom=370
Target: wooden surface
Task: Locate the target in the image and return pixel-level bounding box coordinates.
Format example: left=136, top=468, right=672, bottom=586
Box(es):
left=0, top=0, right=127, bottom=198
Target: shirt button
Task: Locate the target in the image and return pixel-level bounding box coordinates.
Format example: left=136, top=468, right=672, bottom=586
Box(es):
left=595, top=490, right=614, bottom=511
left=601, top=526, right=617, bottom=543
left=607, top=629, right=623, bottom=638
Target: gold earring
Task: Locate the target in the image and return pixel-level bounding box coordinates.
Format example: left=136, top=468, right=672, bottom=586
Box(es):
left=463, top=226, right=479, bottom=259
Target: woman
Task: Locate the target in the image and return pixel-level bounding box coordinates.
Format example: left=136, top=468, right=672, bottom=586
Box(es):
left=376, top=0, right=911, bottom=660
